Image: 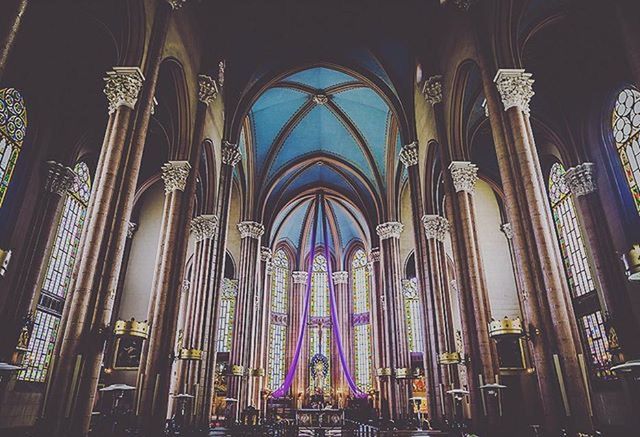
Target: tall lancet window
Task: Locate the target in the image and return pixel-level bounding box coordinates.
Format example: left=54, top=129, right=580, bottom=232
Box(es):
left=403, top=277, right=425, bottom=353
left=20, top=162, right=91, bottom=382
left=267, top=249, right=289, bottom=390
left=548, top=162, right=611, bottom=379
left=612, top=87, right=640, bottom=214
left=309, top=253, right=331, bottom=391
left=0, top=88, right=27, bottom=207
left=351, top=249, right=372, bottom=391
left=216, top=278, right=238, bottom=353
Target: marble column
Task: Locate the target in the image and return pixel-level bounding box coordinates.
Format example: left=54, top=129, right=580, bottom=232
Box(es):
left=0, top=0, right=28, bottom=82
left=399, top=142, right=440, bottom=421
left=376, top=222, right=411, bottom=421
left=368, top=248, right=386, bottom=417
left=494, top=69, right=593, bottom=433
left=421, top=215, right=458, bottom=421
left=332, top=270, right=350, bottom=400
left=290, top=270, right=309, bottom=403
left=227, top=221, right=264, bottom=417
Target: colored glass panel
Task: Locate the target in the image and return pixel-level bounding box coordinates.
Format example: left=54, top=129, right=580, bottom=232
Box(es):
left=267, top=249, right=290, bottom=390
left=216, top=278, right=238, bottom=352
left=351, top=249, right=372, bottom=390
left=612, top=88, right=640, bottom=214
left=0, top=88, right=27, bottom=208
left=403, top=278, right=425, bottom=353
left=579, top=311, right=613, bottom=380
left=309, top=253, right=331, bottom=391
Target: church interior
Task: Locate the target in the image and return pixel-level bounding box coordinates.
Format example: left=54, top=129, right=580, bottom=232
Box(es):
left=1, top=0, right=640, bottom=436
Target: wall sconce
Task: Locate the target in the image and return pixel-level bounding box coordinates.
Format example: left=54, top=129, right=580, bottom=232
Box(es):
left=0, top=249, right=12, bottom=278
left=622, top=244, right=640, bottom=282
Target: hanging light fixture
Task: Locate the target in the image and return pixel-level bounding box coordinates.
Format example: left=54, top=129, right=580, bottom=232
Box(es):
left=622, top=244, right=640, bottom=281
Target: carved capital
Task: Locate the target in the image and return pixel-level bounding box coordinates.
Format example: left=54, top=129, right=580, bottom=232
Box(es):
left=103, top=67, right=144, bottom=114
left=500, top=222, right=514, bottom=240
left=44, top=161, right=76, bottom=196
left=332, top=271, right=349, bottom=285
left=292, top=271, right=309, bottom=284
left=260, top=247, right=272, bottom=263
left=452, top=0, right=478, bottom=11
left=190, top=215, right=218, bottom=241
left=399, top=141, right=419, bottom=167
left=237, top=221, right=264, bottom=239
left=422, top=75, right=443, bottom=105
left=449, top=161, right=478, bottom=194
left=422, top=215, right=449, bottom=242
left=221, top=141, right=242, bottom=167
left=564, top=162, right=597, bottom=197
left=166, top=0, right=187, bottom=10
left=494, top=69, right=534, bottom=115
left=198, top=74, right=218, bottom=105
left=369, top=247, right=380, bottom=263
left=126, top=222, right=138, bottom=239
left=376, top=222, right=404, bottom=240
left=161, top=161, right=191, bottom=194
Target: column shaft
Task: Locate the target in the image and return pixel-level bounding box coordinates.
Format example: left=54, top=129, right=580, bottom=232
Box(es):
left=290, top=272, right=308, bottom=406
left=0, top=0, right=28, bottom=82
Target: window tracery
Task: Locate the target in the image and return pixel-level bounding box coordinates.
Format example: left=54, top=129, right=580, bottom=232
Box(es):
left=216, top=278, right=238, bottom=353
left=309, top=253, right=331, bottom=391
left=351, top=249, right=372, bottom=391
left=403, top=277, right=425, bottom=353
left=0, top=88, right=27, bottom=207
left=612, top=88, right=640, bottom=214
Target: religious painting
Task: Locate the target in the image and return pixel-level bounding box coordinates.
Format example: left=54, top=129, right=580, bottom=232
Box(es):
left=113, top=336, right=143, bottom=370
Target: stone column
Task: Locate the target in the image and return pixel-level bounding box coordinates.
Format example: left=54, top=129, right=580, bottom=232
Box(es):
left=399, top=141, right=440, bottom=421
left=227, top=221, right=264, bottom=417
left=422, top=215, right=458, bottom=421
left=197, top=141, right=241, bottom=425
left=332, top=270, right=350, bottom=399
left=376, top=222, right=411, bottom=421
left=615, top=0, right=640, bottom=88
left=368, top=248, right=387, bottom=417
left=494, top=69, right=593, bottom=433
left=290, top=270, right=308, bottom=404
left=0, top=0, right=28, bottom=82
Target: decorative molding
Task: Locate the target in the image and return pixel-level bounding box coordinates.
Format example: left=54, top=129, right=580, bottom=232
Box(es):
left=422, top=75, right=443, bottom=105
left=500, top=222, right=514, bottom=240
left=260, top=247, right=272, bottom=262
left=452, top=0, right=478, bottom=11
left=422, top=215, right=449, bottom=242
left=190, top=215, right=218, bottom=241
left=103, top=67, right=144, bottom=114
left=376, top=222, right=404, bottom=240
left=482, top=98, right=489, bottom=118
left=44, top=161, right=76, bottom=196
left=221, top=141, right=242, bottom=167
left=369, top=247, right=380, bottom=263
left=352, top=312, right=370, bottom=325
left=332, top=271, right=349, bottom=285
left=126, top=222, right=138, bottom=239
left=166, top=0, right=187, bottom=10
left=237, top=221, right=264, bottom=239
left=564, top=162, right=597, bottom=197
left=221, top=278, right=238, bottom=298
left=198, top=74, right=218, bottom=105
left=402, top=278, right=418, bottom=299
left=312, top=94, right=328, bottom=105
left=292, top=271, right=308, bottom=284
left=494, top=69, right=534, bottom=115
left=181, top=279, right=191, bottom=293
left=448, top=161, right=478, bottom=194
left=161, top=161, right=191, bottom=194
left=218, top=60, right=226, bottom=88
left=399, top=141, right=419, bottom=168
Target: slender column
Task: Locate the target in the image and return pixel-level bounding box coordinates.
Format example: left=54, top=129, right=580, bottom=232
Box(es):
left=197, top=141, right=241, bottom=425
left=290, top=270, right=309, bottom=404
left=0, top=161, right=75, bottom=361
left=376, top=222, right=411, bottom=421
left=494, top=69, right=593, bottom=433
left=367, top=249, right=385, bottom=416
left=615, top=0, right=640, bottom=87
left=0, top=0, right=28, bottom=82
left=399, top=142, right=440, bottom=421
left=422, top=215, right=457, bottom=421
left=332, top=270, right=350, bottom=401
left=227, top=221, right=264, bottom=417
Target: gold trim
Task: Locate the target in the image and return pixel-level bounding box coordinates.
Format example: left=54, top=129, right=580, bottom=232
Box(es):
left=394, top=367, right=410, bottom=379
left=250, top=368, right=265, bottom=377
left=488, top=317, right=523, bottom=338
left=376, top=367, right=392, bottom=377
left=114, top=319, right=150, bottom=339
left=179, top=348, right=203, bottom=361
left=438, top=351, right=462, bottom=365
left=230, top=365, right=245, bottom=376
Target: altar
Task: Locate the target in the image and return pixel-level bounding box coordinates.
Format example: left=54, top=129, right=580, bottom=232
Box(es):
left=295, top=409, right=344, bottom=429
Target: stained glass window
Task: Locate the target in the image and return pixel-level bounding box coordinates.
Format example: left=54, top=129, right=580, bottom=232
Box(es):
left=351, top=249, right=372, bottom=391
left=403, top=278, right=425, bottom=353
left=216, top=278, right=238, bottom=353
left=580, top=311, right=612, bottom=379
left=0, top=88, right=27, bottom=208
left=612, top=88, right=640, bottom=214
left=309, top=253, right=331, bottom=391
left=267, top=249, right=289, bottom=390
left=20, top=162, right=90, bottom=382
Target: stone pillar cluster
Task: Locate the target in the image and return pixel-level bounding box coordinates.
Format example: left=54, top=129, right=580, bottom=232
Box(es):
left=290, top=270, right=309, bottom=403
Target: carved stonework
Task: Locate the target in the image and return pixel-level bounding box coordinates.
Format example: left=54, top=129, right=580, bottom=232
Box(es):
left=500, top=222, right=514, bottom=240
left=126, top=222, right=138, bottom=239
left=221, top=278, right=239, bottom=298
left=218, top=60, right=226, bottom=88
left=402, top=278, right=418, bottom=299
left=103, top=67, right=144, bottom=114
left=161, top=161, right=191, bottom=194
left=482, top=98, right=489, bottom=118
left=399, top=141, right=419, bottom=168
left=452, top=0, right=478, bottom=11
left=166, top=0, right=187, bottom=10
left=376, top=222, right=404, bottom=240
left=237, top=221, right=264, bottom=239
left=449, top=161, right=478, bottom=194
left=221, top=141, right=242, bottom=167
left=450, top=279, right=458, bottom=293
left=313, top=94, right=328, bottom=105
left=292, top=271, right=309, bottom=284
left=332, top=271, right=349, bottom=285
left=260, top=247, right=272, bottom=263
left=44, top=161, right=76, bottom=196
left=190, top=215, right=218, bottom=241
left=564, top=162, right=597, bottom=197
left=369, top=247, right=380, bottom=263
left=494, top=69, right=534, bottom=116
left=198, top=74, right=218, bottom=105
left=181, top=279, right=191, bottom=293
left=422, top=75, right=443, bottom=105
left=422, top=215, right=449, bottom=242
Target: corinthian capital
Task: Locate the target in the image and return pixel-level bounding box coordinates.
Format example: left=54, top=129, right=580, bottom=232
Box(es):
left=161, top=161, right=191, bottom=194
left=494, top=69, right=534, bottom=115
left=44, top=161, right=76, bottom=196
left=292, top=271, right=308, bottom=284
left=399, top=142, right=419, bottom=168
left=422, top=75, right=443, bottom=105
left=369, top=247, right=380, bottom=263
left=449, top=161, right=478, bottom=194
left=166, top=0, right=187, bottom=10
left=190, top=215, right=218, bottom=241
left=222, top=141, right=242, bottom=167
left=564, top=162, right=597, bottom=197
left=198, top=74, right=218, bottom=105
left=237, top=221, right=264, bottom=239
left=103, top=67, right=144, bottom=114
left=422, top=215, right=449, bottom=242
left=332, top=271, right=349, bottom=285
left=376, top=222, right=404, bottom=240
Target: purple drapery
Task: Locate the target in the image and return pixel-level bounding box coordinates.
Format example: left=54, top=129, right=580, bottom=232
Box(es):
left=320, top=198, right=367, bottom=399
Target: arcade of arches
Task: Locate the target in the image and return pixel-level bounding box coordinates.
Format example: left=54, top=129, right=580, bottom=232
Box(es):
left=0, top=1, right=640, bottom=436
